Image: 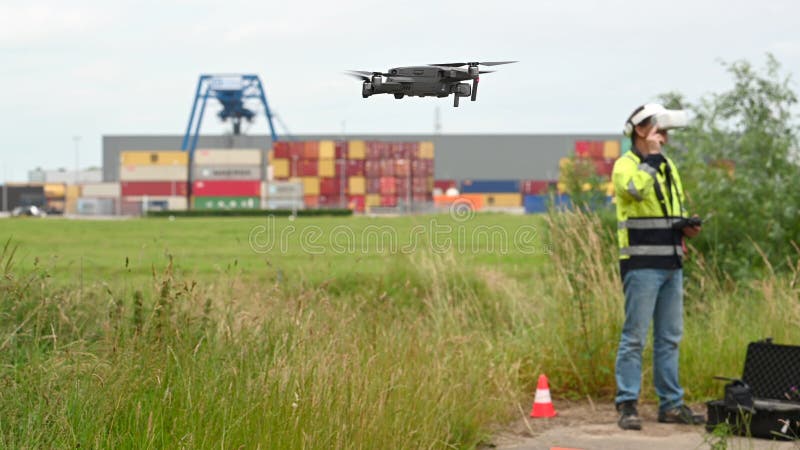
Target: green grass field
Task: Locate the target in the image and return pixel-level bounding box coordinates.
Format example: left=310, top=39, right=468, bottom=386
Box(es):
left=7, top=214, right=549, bottom=286
left=1, top=213, right=798, bottom=448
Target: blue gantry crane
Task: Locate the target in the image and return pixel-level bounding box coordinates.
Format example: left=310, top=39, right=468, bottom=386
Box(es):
left=181, top=74, right=279, bottom=153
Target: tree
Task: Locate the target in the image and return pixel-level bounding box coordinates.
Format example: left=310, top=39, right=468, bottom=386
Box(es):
left=662, top=54, right=800, bottom=276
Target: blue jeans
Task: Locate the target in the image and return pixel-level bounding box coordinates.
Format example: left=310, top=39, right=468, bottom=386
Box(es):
left=615, top=268, right=684, bottom=412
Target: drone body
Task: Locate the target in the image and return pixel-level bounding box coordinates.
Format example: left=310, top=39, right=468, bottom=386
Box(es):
left=347, top=61, right=516, bottom=107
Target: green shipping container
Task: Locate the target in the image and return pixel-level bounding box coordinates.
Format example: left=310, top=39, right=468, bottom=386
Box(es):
left=621, top=138, right=632, bottom=154
left=193, top=196, right=259, bottom=210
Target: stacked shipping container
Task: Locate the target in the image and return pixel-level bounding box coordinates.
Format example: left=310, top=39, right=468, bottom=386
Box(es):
left=460, top=180, right=522, bottom=208
left=119, top=151, right=188, bottom=214
left=524, top=139, right=625, bottom=214
left=271, top=140, right=434, bottom=212
left=192, top=149, right=262, bottom=210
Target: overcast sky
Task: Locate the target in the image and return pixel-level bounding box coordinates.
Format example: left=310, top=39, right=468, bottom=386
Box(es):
left=1, top=0, right=798, bottom=181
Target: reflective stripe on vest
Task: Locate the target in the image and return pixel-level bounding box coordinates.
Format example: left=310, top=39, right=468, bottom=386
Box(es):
left=618, top=218, right=683, bottom=230
left=620, top=245, right=684, bottom=257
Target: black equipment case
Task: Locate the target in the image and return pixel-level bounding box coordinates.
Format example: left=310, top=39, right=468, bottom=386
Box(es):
left=706, top=339, right=800, bottom=440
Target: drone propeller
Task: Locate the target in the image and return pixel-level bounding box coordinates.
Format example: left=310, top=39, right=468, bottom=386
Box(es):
left=346, top=70, right=415, bottom=83
left=430, top=61, right=517, bottom=67
left=345, top=70, right=372, bottom=82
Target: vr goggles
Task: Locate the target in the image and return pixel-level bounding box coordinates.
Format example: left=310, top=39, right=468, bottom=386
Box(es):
left=624, top=104, right=689, bottom=136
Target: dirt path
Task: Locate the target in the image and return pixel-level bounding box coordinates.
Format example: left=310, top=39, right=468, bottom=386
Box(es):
left=483, top=400, right=798, bottom=450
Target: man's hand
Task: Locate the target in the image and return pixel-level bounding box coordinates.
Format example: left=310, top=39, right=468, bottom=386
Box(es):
left=644, top=126, right=666, bottom=155
left=682, top=214, right=702, bottom=238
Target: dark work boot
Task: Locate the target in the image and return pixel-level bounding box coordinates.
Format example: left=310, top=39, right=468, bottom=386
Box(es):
left=616, top=400, right=642, bottom=430
left=658, top=404, right=705, bottom=425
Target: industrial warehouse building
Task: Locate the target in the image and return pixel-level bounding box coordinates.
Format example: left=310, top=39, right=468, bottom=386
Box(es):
left=102, top=134, right=622, bottom=183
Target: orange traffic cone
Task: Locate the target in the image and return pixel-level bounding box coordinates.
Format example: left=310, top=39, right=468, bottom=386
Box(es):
left=530, top=374, right=557, bottom=418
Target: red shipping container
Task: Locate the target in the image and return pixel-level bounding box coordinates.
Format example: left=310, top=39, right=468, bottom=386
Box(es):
left=379, top=177, right=396, bottom=195
left=303, top=141, right=320, bottom=160
left=589, top=141, right=604, bottom=159
left=592, top=159, right=615, bottom=176
left=304, top=195, right=319, bottom=208
left=319, top=177, right=342, bottom=196
left=394, top=159, right=410, bottom=177
left=521, top=180, right=554, bottom=195
left=395, top=177, right=410, bottom=197
left=289, top=141, right=305, bottom=159
left=366, top=141, right=382, bottom=160
left=334, top=141, right=348, bottom=159
left=365, top=160, right=381, bottom=178
left=575, top=141, right=590, bottom=158
left=388, top=142, right=408, bottom=159
left=345, top=160, right=365, bottom=176
left=380, top=159, right=395, bottom=177
left=192, top=180, right=260, bottom=197
left=273, top=141, right=290, bottom=158
left=433, top=179, right=457, bottom=192
left=379, top=142, right=391, bottom=159
left=297, top=160, right=318, bottom=176
left=120, top=199, right=143, bottom=216
left=318, top=194, right=343, bottom=207
left=348, top=195, right=365, bottom=212
left=121, top=181, right=188, bottom=197
left=366, top=178, right=381, bottom=194
left=380, top=195, right=397, bottom=207
left=413, top=178, right=429, bottom=194
left=411, top=160, right=424, bottom=176
left=402, top=142, right=418, bottom=158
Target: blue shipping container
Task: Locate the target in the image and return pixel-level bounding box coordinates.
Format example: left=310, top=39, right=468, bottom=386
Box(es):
left=460, top=179, right=520, bottom=193
left=523, top=195, right=547, bottom=214
left=524, top=194, right=573, bottom=213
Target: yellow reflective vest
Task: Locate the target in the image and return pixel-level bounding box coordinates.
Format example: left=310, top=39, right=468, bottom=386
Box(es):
left=612, top=149, right=688, bottom=276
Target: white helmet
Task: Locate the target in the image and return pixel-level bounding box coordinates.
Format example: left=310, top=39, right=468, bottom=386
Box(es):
left=624, top=103, right=689, bottom=136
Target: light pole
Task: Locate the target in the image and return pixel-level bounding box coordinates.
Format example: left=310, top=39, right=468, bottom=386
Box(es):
left=73, top=136, right=81, bottom=184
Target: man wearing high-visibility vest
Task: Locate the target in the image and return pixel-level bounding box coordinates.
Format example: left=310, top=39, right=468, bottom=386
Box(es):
left=612, top=104, right=704, bottom=430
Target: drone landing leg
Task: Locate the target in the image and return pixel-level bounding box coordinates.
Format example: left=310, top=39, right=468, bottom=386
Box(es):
left=453, top=94, right=459, bottom=107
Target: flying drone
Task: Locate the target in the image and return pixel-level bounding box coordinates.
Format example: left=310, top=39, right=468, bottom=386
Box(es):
left=346, top=61, right=517, bottom=107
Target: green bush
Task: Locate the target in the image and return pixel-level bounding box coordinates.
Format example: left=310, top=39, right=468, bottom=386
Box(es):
left=661, top=54, right=800, bottom=277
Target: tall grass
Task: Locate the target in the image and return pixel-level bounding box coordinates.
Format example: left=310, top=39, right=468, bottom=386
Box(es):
left=1, top=212, right=799, bottom=448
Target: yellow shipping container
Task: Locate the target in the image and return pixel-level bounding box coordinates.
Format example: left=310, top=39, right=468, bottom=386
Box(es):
left=44, top=183, right=66, bottom=198
left=318, top=159, right=335, bottom=177
left=349, top=176, right=366, bottom=195
left=603, top=140, right=621, bottom=159
left=301, top=177, right=320, bottom=196
left=349, top=140, right=366, bottom=159
left=481, top=193, right=521, bottom=207
left=65, top=185, right=81, bottom=214
left=121, top=151, right=188, bottom=166
left=319, top=141, right=335, bottom=160
left=419, top=141, right=435, bottom=159
left=272, top=158, right=290, bottom=178
left=365, top=194, right=381, bottom=207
